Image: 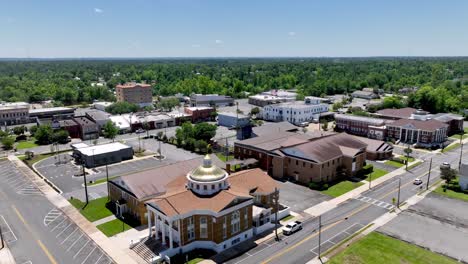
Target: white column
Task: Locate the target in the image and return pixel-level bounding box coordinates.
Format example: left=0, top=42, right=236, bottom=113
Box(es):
left=169, top=220, right=173, bottom=249
left=177, top=219, right=181, bottom=247
left=417, top=130, right=420, bottom=143
left=161, top=218, right=166, bottom=245
left=399, top=127, right=402, bottom=140
left=154, top=211, right=159, bottom=239
left=148, top=210, right=152, bottom=237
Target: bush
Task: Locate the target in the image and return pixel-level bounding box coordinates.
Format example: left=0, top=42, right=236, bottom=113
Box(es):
left=2, top=136, right=15, bottom=150
left=309, top=182, right=328, bottom=191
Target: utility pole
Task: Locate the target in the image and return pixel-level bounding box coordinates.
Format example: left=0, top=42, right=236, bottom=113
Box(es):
left=273, top=187, right=280, bottom=241
left=369, top=172, right=372, bottom=189
left=318, top=215, right=322, bottom=262
left=82, top=161, right=89, bottom=207
left=426, top=158, right=432, bottom=190
left=0, top=221, right=4, bottom=249
left=158, top=138, right=162, bottom=162
left=459, top=132, right=464, bottom=171
left=405, top=144, right=410, bottom=171
left=138, top=132, right=142, bottom=153
left=106, top=163, right=110, bottom=201
left=225, top=137, right=228, bottom=163
left=397, top=178, right=401, bottom=208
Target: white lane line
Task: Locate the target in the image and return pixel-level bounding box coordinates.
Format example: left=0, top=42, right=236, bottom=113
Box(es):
left=0, top=215, right=18, bottom=242
left=61, top=228, right=78, bottom=244
left=74, top=240, right=90, bottom=258
left=51, top=218, right=67, bottom=231
left=56, top=223, right=73, bottom=238
left=67, top=233, right=84, bottom=252
left=93, top=252, right=104, bottom=264
left=81, top=246, right=97, bottom=264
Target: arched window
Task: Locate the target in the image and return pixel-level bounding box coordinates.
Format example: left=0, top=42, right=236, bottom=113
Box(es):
left=231, top=210, right=240, bottom=234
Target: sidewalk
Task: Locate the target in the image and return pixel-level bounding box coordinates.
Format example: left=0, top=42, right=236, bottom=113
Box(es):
left=304, top=159, right=423, bottom=217
left=8, top=155, right=145, bottom=264
left=0, top=246, right=15, bottom=264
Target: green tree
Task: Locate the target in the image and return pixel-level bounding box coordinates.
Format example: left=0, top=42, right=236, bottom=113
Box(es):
left=440, top=167, right=457, bottom=191
left=250, top=107, right=260, bottom=117
left=13, top=126, right=26, bottom=136
left=2, top=136, right=15, bottom=150
left=52, top=130, right=69, bottom=144
left=102, top=121, right=119, bottom=141
left=34, top=125, right=53, bottom=145
left=158, top=98, right=179, bottom=112
left=193, top=123, right=217, bottom=142
left=105, top=102, right=139, bottom=115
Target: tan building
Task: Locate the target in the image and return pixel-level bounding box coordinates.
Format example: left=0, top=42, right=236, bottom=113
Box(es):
left=0, top=102, right=30, bottom=125
left=115, top=82, right=153, bottom=107
left=144, top=155, right=278, bottom=260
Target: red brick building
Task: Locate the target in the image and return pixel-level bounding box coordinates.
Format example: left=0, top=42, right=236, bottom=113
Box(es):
left=184, top=107, right=215, bottom=123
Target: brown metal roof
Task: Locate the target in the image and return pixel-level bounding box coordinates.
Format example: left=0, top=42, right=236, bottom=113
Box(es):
left=387, top=118, right=448, bottom=131
left=376, top=107, right=416, bottom=119
left=281, top=133, right=367, bottom=163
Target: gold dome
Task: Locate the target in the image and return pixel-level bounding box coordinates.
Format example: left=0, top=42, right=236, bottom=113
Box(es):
left=189, top=155, right=227, bottom=182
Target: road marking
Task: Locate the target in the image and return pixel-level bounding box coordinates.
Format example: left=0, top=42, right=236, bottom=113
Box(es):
left=56, top=223, right=73, bottom=238
left=20, top=261, right=32, bottom=264
left=51, top=218, right=67, bottom=231
left=61, top=228, right=78, bottom=244
left=0, top=215, right=18, bottom=243
left=94, top=252, right=104, bottom=264
left=37, top=239, right=59, bottom=264
left=81, top=246, right=97, bottom=264
left=67, top=233, right=84, bottom=252
left=74, top=240, right=90, bottom=258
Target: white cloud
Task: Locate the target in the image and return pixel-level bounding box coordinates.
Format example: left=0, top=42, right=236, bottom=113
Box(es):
left=215, top=39, right=223, bottom=44
left=288, top=31, right=296, bottom=36
left=94, top=8, right=103, bottom=13
left=191, top=44, right=201, bottom=48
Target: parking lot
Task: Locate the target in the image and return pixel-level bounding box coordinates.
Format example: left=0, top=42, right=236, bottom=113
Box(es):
left=277, top=180, right=331, bottom=213
left=0, top=160, right=42, bottom=196
left=378, top=193, right=468, bottom=262
left=43, top=208, right=114, bottom=264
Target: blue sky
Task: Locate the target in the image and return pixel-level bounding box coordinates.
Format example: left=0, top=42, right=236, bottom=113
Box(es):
left=1, top=0, right=468, bottom=57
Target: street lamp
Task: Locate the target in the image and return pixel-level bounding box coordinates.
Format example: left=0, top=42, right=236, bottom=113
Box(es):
left=397, top=178, right=401, bottom=208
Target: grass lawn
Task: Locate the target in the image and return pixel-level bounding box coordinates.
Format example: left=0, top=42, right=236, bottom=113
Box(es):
left=187, top=258, right=204, bottom=264
left=450, top=134, right=468, bottom=140
left=215, top=152, right=234, bottom=162
left=68, top=197, right=113, bottom=222
left=363, top=168, right=388, bottom=181
left=321, top=181, right=364, bottom=197
left=384, top=160, right=404, bottom=168
left=407, top=161, right=423, bottom=170
left=433, top=177, right=468, bottom=202
left=89, top=176, right=118, bottom=186
left=19, top=153, right=54, bottom=167
left=329, top=232, right=458, bottom=264
left=16, top=139, right=39, bottom=150
left=281, top=214, right=294, bottom=222
left=442, top=143, right=460, bottom=153
left=96, top=218, right=133, bottom=237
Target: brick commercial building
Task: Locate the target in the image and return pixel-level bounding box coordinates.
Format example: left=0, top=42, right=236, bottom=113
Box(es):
left=248, top=95, right=294, bottom=107
left=262, top=99, right=329, bottom=125
left=109, top=156, right=280, bottom=260
left=375, top=107, right=464, bottom=136
left=116, top=82, right=153, bottom=107
left=184, top=107, right=215, bottom=123
left=235, top=131, right=391, bottom=185
left=335, top=114, right=388, bottom=139
left=73, top=116, right=100, bottom=140
left=386, top=118, right=448, bottom=148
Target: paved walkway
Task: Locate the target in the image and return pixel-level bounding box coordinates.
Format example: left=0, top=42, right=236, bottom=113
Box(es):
left=92, top=215, right=117, bottom=226
left=304, top=159, right=423, bottom=217
left=0, top=246, right=15, bottom=264
left=8, top=155, right=145, bottom=264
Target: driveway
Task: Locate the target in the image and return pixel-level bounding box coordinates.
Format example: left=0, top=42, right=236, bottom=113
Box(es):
left=277, top=180, right=331, bottom=213
left=378, top=193, right=468, bottom=263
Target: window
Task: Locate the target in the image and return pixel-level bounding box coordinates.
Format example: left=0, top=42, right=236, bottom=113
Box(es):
left=219, top=183, right=222, bottom=188
left=223, top=216, right=227, bottom=239
left=211, top=185, right=215, bottom=190
left=196, top=185, right=200, bottom=190
left=231, top=211, right=240, bottom=234
left=187, top=217, right=195, bottom=241
left=244, top=208, right=248, bottom=229
left=200, top=217, right=207, bottom=238
left=204, top=185, right=207, bottom=190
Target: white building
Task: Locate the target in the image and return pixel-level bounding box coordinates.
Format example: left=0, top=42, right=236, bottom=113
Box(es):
left=261, top=89, right=297, bottom=99
left=262, top=99, right=329, bottom=125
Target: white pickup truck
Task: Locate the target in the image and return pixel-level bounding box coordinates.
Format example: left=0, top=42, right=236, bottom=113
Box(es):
left=282, top=221, right=302, bottom=235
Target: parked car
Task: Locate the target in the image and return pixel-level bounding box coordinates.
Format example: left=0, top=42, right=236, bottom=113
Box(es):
left=413, top=178, right=423, bottom=185
left=282, top=221, right=302, bottom=235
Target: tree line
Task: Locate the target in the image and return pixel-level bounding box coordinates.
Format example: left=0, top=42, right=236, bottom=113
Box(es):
left=0, top=58, right=467, bottom=113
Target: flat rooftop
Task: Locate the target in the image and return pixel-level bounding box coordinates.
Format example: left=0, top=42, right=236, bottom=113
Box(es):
left=77, top=142, right=131, bottom=156
left=29, top=107, right=74, bottom=114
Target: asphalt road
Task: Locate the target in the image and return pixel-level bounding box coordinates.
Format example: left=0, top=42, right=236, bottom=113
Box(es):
left=0, top=159, right=114, bottom=264
left=227, top=144, right=467, bottom=264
